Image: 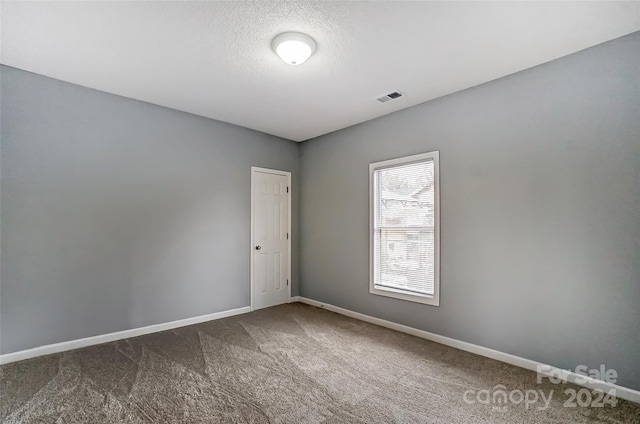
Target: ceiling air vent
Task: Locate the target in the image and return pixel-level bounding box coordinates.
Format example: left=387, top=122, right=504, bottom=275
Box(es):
left=377, top=91, right=404, bottom=103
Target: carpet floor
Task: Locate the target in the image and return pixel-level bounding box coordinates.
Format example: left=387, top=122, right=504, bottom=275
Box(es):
left=1, top=303, right=638, bottom=423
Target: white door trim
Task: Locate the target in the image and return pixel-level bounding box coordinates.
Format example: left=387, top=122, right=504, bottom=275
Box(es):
left=250, top=166, right=292, bottom=311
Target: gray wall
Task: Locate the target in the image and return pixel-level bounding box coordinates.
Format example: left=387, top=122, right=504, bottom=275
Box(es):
left=0, top=66, right=300, bottom=354
left=300, top=33, right=640, bottom=390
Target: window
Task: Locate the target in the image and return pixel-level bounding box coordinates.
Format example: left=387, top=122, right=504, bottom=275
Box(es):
left=370, top=151, right=440, bottom=306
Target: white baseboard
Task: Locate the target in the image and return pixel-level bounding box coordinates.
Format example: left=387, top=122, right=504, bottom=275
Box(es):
left=3, top=298, right=638, bottom=404
left=0, top=306, right=251, bottom=366
left=296, top=297, right=640, bottom=404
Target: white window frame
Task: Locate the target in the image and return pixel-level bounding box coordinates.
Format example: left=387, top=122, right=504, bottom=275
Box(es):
left=369, top=151, right=440, bottom=306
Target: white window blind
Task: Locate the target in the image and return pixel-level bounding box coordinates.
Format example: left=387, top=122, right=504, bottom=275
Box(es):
left=370, top=151, right=440, bottom=305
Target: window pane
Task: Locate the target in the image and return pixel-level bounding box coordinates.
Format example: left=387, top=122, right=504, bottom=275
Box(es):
left=376, top=228, right=434, bottom=295
left=377, top=161, right=435, bottom=227
left=371, top=151, right=439, bottom=305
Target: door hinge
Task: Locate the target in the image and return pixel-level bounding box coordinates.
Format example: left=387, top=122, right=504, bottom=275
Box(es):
left=287, top=232, right=289, bottom=240
left=287, top=279, right=289, bottom=286
left=287, top=186, right=289, bottom=193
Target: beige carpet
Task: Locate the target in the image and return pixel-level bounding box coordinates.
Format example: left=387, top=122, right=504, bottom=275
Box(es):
left=1, top=303, right=638, bottom=423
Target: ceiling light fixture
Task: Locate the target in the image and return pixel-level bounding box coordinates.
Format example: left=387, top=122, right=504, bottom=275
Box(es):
left=272, top=32, right=316, bottom=66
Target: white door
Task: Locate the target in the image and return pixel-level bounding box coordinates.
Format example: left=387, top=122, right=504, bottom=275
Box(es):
left=251, top=167, right=290, bottom=310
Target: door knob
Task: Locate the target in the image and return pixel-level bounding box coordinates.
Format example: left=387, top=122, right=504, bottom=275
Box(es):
left=255, top=246, right=261, bottom=250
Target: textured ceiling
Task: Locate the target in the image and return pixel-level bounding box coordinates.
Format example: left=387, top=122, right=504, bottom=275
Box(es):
left=2, top=1, right=639, bottom=142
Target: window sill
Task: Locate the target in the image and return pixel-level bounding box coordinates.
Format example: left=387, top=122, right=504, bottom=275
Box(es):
left=370, top=285, right=439, bottom=306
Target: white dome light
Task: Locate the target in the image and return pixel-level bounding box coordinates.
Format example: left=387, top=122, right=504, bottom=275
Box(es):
left=272, top=32, right=316, bottom=66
